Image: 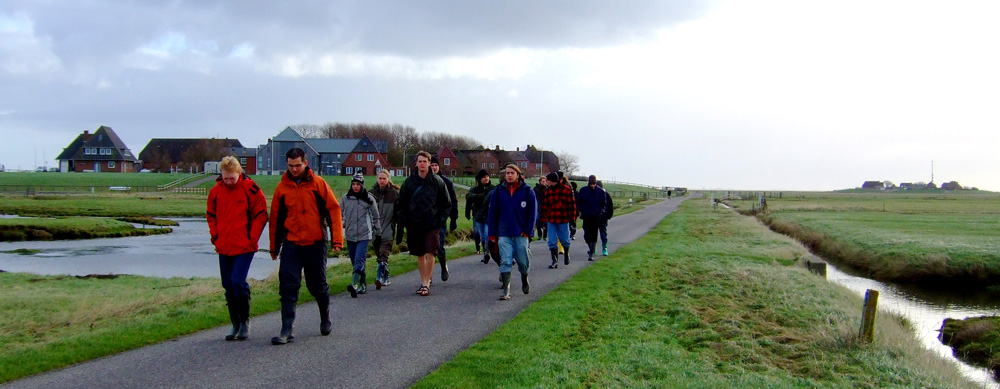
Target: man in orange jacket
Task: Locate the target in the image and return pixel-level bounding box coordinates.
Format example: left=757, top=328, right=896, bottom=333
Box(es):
left=268, top=148, right=344, bottom=345
left=207, top=156, right=268, bottom=341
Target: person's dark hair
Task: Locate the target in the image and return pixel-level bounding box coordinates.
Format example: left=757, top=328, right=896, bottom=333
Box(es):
left=286, top=147, right=306, bottom=161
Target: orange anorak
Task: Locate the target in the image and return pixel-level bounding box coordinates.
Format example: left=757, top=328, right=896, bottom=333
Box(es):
left=268, top=167, right=344, bottom=257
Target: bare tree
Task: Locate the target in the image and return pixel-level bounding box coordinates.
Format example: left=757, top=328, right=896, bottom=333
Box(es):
left=557, top=150, right=579, bottom=176
left=291, top=124, right=323, bottom=138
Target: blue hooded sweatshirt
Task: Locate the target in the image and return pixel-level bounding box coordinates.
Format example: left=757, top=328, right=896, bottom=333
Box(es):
left=487, top=178, right=537, bottom=238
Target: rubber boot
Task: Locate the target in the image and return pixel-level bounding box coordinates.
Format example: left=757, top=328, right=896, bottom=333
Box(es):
left=358, top=270, right=367, bottom=294
left=271, top=302, right=296, bottom=345
left=499, top=272, right=512, bottom=300
left=475, top=239, right=481, bottom=254
left=236, top=295, right=250, bottom=341
left=602, top=242, right=609, bottom=256
left=439, top=254, right=450, bottom=281
left=319, top=299, right=332, bottom=336
left=521, top=272, right=530, bottom=295
left=548, top=248, right=559, bottom=269
left=564, top=250, right=571, bottom=266
left=376, top=262, right=389, bottom=290
left=482, top=249, right=491, bottom=264
left=588, top=242, right=596, bottom=261
left=347, top=273, right=359, bottom=298
left=558, top=241, right=564, bottom=255
left=224, top=296, right=239, bottom=341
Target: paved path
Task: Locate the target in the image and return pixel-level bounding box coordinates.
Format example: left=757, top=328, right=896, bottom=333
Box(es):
left=5, top=195, right=690, bottom=389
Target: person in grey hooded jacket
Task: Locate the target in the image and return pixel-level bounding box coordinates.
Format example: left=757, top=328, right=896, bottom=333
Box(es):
left=370, top=169, right=398, bottom=289
left=341, top=172, right=380, bottom=298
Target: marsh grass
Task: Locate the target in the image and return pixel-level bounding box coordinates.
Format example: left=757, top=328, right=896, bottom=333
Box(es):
left=940, top=316, right=1000, bottom=377
left=415, top=199, right=972, bottom=388
left=0, top=242, right=475, bottom=383
left=0, top=217, right=172, bottom=241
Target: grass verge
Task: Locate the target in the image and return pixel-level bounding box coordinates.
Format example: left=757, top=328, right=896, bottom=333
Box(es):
left=0, top=242, right=474, bottom=383
left=940, top=316, right=1000, bottom=379
left=414, top=198, right=972, bottom=388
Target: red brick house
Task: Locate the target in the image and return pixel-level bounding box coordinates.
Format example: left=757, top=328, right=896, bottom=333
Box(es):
left=454, top=148, right=503, bottom=177
left=342, top=134, right=393, bottom=176
left=434, top=146, right=462, bottom=177
left=56, top=126, right=140, bottom=172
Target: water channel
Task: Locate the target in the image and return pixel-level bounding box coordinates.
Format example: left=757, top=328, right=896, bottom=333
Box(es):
left=1, top=216, right=998, bottom=386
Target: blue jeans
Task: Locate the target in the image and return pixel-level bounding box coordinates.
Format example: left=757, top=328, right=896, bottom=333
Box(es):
left=219, top=252, right=254, bottom=299
left=547, top=222, right=570, bottom=251
left=473, top=221, right=489, bottom=251
left=347, top=240, right=370, bottom=275
left=498, top=236, right=530, bottom=275
left=599, top=219, right=609, bottom=245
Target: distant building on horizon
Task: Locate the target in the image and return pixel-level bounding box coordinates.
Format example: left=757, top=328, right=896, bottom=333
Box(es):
left=56, top=126, right=140, bottom=173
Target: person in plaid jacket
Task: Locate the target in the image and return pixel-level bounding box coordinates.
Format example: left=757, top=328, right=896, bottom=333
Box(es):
left=540, top=171, right=577, bottom=268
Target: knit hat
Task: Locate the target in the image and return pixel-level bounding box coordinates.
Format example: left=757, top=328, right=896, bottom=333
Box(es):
left=430, top=156, right=439, bottom=164
left=476, top=169, right=489, bottom=181
left=588, top=175, right=597, bottom=185
left=352, top=172, right=364, bottom=185
left=545, top=171, right=559, bottom=183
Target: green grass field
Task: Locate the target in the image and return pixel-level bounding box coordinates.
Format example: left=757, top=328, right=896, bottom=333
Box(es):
left=0, top=172, right=187, bottom=188
left=0, top=217, right=172, bottom=241
left=414, top=198, right=971, bottom=387
left=730, top=191, right=1000, bottom=287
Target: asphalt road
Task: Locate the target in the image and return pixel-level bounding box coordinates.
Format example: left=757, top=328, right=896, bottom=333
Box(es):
left=5, top=195, right=689, bottom=389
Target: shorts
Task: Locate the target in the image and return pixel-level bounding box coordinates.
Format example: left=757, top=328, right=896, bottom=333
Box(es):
left=407, top=228, right=441, bottom=257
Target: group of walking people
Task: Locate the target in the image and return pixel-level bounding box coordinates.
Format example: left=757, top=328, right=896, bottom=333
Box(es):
left=205, top=148, right=613, bottom=344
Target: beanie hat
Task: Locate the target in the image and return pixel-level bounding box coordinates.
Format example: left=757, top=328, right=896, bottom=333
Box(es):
left=545, top=172, right=559, bottom=183
left=476, top=169, right=489, bottom=181
left=557, top=171, right=565, bottom=180
left=352, top=172, right=365, bottom=185
left=588, top=175, right=597, bottom=185
left=430, top=156, right=439, bottom=164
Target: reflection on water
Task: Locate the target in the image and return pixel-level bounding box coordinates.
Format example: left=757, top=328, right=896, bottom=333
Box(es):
left=825, top=260, right=1000, bottom=388
left=0, top=218, right=281, bottom=280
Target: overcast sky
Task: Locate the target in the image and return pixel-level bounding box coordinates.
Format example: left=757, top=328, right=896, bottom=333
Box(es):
left=2, top=0, right=998, bottom=191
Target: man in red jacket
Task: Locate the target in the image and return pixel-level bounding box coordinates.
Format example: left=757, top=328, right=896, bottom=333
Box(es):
left=268, top=148, right=344, bottom=345
left=207, top=156, right=268, bottom=341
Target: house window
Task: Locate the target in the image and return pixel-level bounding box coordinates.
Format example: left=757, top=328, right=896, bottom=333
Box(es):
left=521, top=162, right=527, bottom=168
left=346, top=167, right=354, bottom=174
left=85, top=148, right=96, bottom=155
left=489, top=163, right=495, bottom=169
left=108, top=161, right=115, bottom=168
left=356, top=154, right=362, bottom=161
left=482, top=163, right=487, bottom=169
left=444, top=158, right=450, bottom=166
left=240, top=158, right=247, bottom=165
left=536, top=163, right=542, bottom=170
left=367, top=154, right=374, bottom=161
left=101, top=148, right=112, bottom=155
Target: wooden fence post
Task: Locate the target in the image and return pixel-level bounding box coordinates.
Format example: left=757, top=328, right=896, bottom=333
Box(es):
left=859, top=289, right=879, bottom=343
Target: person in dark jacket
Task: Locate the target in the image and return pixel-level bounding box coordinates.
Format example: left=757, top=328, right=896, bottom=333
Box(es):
left=568, top=178, right=579, bottom=240
left=465, top=169, right=494, bottom=264
left=533, top=176, right=548, bottom=240
left=576, top=175, right=607, bottom=261
left=596, top=181, right=614, bottom=256
left=341, top=172, right=380, bottom=298
left=540, top=171, right=576, bottom=268
left=370, top=169, right=398, bottom=289
left=396, top=151, right=452, bottom=296
left=268, top=148, right=344, bottom=345
left=207, top=156, right=268, bottom=341
left=430, top=156, right=459, bottom=282
left=488, top=164, right=537, bottom=300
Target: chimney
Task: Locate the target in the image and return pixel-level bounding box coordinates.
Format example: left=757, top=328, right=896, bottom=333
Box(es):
left=82, top=130, right=91, bottom=141
left=516, top=147, right=520, bottom=151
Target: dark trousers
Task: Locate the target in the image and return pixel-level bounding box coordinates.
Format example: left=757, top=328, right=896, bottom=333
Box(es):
left=582, top=216, right=600, bottom=244
left=219, top=252, right=254, bottom=299
left=278, top=241, right=331, bottom=306
left=437, top=227, right=447, bottom=261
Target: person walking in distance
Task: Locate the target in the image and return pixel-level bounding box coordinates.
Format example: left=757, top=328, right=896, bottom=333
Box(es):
left=370, top=169, right=398, bottom=289
left=488, top=164, right=537, bottom=300
left=596, top=181, right=614, bottom=256
left=207, top=156, right=267, bottom=341
left=533, top=176, right=548, bottom=240
left=568, top=178, right=579, bottom=241
left=540, top=171, right=576, bottom=268
left=465, top=169, right=494, bottom=264
left=576, top=175, right=607, bottom=261
left=396, top=151, right=452, bottom=296
left=342, top=172, right=380, bottom=298
left=429, top=156, right=459, bottom=281
left=268, top=148, right=344, bottom=345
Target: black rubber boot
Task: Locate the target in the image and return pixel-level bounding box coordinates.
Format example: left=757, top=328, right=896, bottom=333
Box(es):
left=588, top=242, right=596, bottom=261
left=236, top=295, right=250, bottom=341
left=564, top=250, right=571, bottom=266
left=482, top=251, right=490, bottom=264
left=521, top=272, right=530, bottom=295
left=319, top=299, right=332, bottom=336
left=224, top=296, right=239, bottom=341
left=347, top=273, right=359, bottom=298
left=548, top=248, right=559, bottom=269
left=499, top=272, right=511, bottom=300
left=439, top=255, right=450, bottom=281
left=271, top=302, right=296, bottom=345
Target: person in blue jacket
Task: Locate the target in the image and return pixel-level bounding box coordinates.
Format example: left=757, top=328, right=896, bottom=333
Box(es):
left=488, top=163, right=537, bottom=300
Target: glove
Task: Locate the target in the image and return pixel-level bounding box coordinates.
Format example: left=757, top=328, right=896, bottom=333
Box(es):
left=450, top=219, right=457, bottom=232
left=489, top=236, right=497, bottom=243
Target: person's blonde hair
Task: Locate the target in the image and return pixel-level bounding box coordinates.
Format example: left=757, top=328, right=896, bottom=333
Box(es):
left=219, top=156, right=243, bottom=174
left=377, top=169, right=400, bottom=189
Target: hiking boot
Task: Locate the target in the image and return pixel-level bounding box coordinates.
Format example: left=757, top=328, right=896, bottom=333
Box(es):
left=521, top=273, right=530, bottom=295
left=271, top=302, right=296, bottom=345
left=499, top=272, right=511, bottom=300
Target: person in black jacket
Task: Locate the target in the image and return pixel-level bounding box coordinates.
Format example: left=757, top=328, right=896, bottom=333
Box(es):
left=396, top=151, right=452, bottom=296
left=533, top=176, right=548, bottom=240
left=466, top=169, right=494, bottom=264
left=596, top=181, right=614, bottom=256
left=430, top=156, right=459, bottom=282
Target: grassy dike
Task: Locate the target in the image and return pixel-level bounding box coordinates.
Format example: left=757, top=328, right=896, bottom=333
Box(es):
left=415, top=199, right=972, bottom=387
left=0, top=217, right=172, bottom=241
left=0, top=243, right=475, bottom=383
